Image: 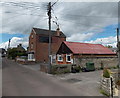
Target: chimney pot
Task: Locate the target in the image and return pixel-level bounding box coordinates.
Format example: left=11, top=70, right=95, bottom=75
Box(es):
left=56, top=28, right=60, bottom=36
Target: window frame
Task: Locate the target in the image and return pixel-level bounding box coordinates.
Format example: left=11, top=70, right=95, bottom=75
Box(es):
left=28, top=53, right=35, bottom=61
left=31, top=43, right=33, bottom=49
left=31, top=34, right=34, bottom=39
left=39, top=36, right=49, bottom=43
left=66, top=54, right=71, bottom=62
left=57, top=54, right=63, bottom=62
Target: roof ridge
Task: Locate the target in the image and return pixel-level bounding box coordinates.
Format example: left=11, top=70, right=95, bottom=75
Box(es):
left=33, top=27, right=60, bottom=32
left=64, top=41, right=101, bottom=45
left=63, top=41, right=116, bottom=54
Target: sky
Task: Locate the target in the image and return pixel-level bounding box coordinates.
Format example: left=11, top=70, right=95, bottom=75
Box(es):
left=0, top=0, right=119, bottom=50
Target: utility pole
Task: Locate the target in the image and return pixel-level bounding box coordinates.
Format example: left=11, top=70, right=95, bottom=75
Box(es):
left=7, top=39, right=11, bottom=58
left=117, top=28, right=120, bottom=78
left=47, top=2, right=52, bottom=73
left=47, top=1, right=58, bottom=73
left=8, top=39, right=11, bottom=49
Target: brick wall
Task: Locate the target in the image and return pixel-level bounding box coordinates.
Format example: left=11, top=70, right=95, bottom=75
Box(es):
left=35, top=35, right=66, bottom=62
left=29, top=30, right=37, bottom=59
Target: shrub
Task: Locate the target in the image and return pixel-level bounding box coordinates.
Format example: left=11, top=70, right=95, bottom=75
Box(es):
left=117, top=65, right=119, bottom=68
left=116, top=80, right=120, bottom=86
left=100, top=89, right=110, bottom=97
left=103, top=68, right=111, bottom=78
left=51, top=64, right=71, bottom=74
left=74, top=66, right=81, bottom=72
left=63, top=69, right=70, bottom=73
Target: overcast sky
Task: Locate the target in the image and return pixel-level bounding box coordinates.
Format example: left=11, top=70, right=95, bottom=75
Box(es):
left=0, top=0, right=119, bottom=49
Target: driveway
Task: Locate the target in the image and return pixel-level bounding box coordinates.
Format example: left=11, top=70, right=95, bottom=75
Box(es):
left=18, top=60, right=103, bottom=96
left=52, top=70, right=103, bottom=96
left=20, top=61, right=104, bottom=96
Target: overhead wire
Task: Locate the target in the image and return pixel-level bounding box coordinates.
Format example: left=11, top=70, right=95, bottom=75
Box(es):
left=1, top=2, right=42, bottom=10
left=1, top=2, right=47, bottom=21
left=1, top=1, right=46, bottom=16
left=1, top=1, right=118, bottom=33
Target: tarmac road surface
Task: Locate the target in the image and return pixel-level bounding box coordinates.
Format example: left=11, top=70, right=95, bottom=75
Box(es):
left=2, top=58, right=102, bottom=96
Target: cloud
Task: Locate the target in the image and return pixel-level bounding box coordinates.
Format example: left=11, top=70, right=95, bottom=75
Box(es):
left=67, top=32, right=94, bottom=42
left=1, top=1, right=48, bottom=34
left=54, top=2, right=118, bottom=36
left=2, top=0, right=119, bottom=2
left=85, top=36, right=118, bottom=47
left=0, top=37, right=28, bottom=49
left=0, top=1, right=118, bottom=48
left=1, top=2, right=118, bottom=35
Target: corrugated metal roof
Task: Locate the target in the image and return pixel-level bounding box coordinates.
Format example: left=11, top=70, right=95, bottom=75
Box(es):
left=63, top=41, right=116, bottom=54
left=33, top=28, right=66, bottom=38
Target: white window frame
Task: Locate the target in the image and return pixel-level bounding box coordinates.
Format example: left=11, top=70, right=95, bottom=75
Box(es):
left=57, top=54, right=63, bottom=62
left=31, top=34, right=34, bottom=38
left=66, top=54, right=71, bottom=62
left=31, top=43, right=33, bottom=49
left=28, top=53, right=35, bottom=61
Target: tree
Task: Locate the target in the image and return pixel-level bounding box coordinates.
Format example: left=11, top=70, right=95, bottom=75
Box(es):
left=105, top=45, right=113, bottom=48
left=7, top=48, right=27, bottom=59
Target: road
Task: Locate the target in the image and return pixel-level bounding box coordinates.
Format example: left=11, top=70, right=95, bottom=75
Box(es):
left=0, top=56, right=2, bottom=97
left=2, top=58, right=103, bottom=96
left=2, top=58, right=85, bottom=96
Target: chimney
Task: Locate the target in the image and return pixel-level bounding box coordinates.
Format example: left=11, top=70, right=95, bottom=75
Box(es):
left=17, top=44, right=22, bottom=48
left=56, top=28, right=60, bottom=36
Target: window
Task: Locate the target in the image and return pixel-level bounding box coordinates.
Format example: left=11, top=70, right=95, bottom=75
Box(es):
left=39, top=36, right=49, bottom=43
left=57, top=54, right=63, bottom=62
left=31, top=34, right=34, bottom=38
left=66, top=54, right=71, bottom=62
left=31, top=43, right=33, bottom=49
left=28, top=53, right=35, bottom=61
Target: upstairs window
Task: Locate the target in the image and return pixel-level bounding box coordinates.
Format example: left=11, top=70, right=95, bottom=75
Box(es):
left=39, top=36, right=49, bottom=43
left=31, top=43, right=33, bottom=49
left=31, top=34, right=34, bottom=38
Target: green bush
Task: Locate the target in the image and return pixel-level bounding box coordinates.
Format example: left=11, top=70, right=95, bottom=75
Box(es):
left=51, top=65, right=71, bottom=74
left=113, top=66, right=117, bottom=69
left=117, top=64, right=119, bottom=68
left=116, top=80, right=120, bottom=86
left=63, top=69, right=70, bottom=73
left=100, top=89, right=110, bottom=97
left=74, top=66, right=81, bottom=72
left=103, top=68, right=111, bottom=78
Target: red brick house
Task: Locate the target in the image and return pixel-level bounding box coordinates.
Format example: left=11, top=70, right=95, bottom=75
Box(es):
left=28, top=28, right=66, bottom=62
left=56, top=41, right=117, bottom=69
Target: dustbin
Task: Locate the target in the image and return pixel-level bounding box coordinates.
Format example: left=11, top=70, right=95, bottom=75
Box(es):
left=86, top=62, right=95, bottom=71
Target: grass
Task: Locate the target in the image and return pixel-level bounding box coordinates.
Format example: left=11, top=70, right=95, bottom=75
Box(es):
left=100, top=89, right=110, bottom=97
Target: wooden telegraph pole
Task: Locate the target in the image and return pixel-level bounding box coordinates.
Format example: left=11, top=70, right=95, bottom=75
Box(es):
left=47, top=1, right=58, bottom=73
left=117, top=28, right=120, bottom=78
left=47, top=2, right=52, bottom=74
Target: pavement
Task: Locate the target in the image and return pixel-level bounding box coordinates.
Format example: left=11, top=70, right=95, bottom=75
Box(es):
left=3, top=58, right=82, bottom=96
left=18, top=63, right=41, bottom=71
left=0, top=56, right=2, bottom=97
left=2, top=58, right=102, bottom=96
left=19, top=60, right=102, bottom=96
left=18, top=60, right=120, bottom=97
left=2, top=58, right=105, bottom=96
left=52, top=70, right=103, bottom=96
left=18, top=60, right=103, bottom=96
